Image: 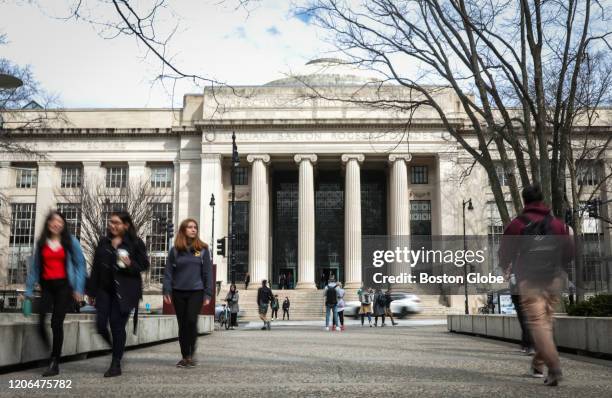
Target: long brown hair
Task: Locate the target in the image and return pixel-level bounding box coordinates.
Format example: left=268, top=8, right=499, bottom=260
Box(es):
left=174, top=218, right=208, bottom=252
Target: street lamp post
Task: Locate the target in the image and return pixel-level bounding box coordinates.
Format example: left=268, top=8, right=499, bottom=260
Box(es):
left=462, top=198, right=474, bottom=314
left=210, top=194, right=216, bottom=264
left=230, top=132, right=239, bottom=284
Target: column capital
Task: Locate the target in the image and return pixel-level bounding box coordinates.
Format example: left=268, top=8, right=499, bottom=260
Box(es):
left=246, top=154, right=271, bottom=164
left=388, top=153, right=412, bottom=163
left=294, top=154, right=317, bottom=164
left=341, top=154, right=365, bottom=164
left=201, top=153, right=222, bottom=163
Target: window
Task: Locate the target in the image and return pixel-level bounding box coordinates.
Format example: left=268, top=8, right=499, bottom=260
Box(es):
left=487, top=201, right=513, bottom=273
left=15, top=167, right=37, bottom=188
left=577, top=160, right=601, bottom=186
left=494, top=162, right=509, bottom=187
left=147, top=203, right=173, bottom=284
left=233, top=166, right=248, bottom=186
left=8, top=204, right=36, bottom=284
left=150, top=166, right=173, bottom=188
left=57, top=203, right=82, bottom=238
left=105, top=166, right=128, bottom=188
left=60, top=166, right=82, bottom=188
left=411, top=165, right=428, bottom=184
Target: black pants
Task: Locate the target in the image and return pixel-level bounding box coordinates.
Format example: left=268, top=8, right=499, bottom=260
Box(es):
left=39, top=279, right=72, bottom=358
left=282, top=309, right=289, bottom=320
left=511, top=294, right=533, bottom=349
left=230, top=312, right=238, bottom=327
left=333, top=310, right=345, bottom=327
left=172, top=290, right=204, bottom=359
left=375, top=315, right=386, bottom=325
left=95, top=289, right=131, bottom=361
left=271, top=308, right=278, bottom=318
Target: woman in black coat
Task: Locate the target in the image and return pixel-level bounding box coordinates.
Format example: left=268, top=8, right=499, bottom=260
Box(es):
left=88, top=211, right=149, bottom=378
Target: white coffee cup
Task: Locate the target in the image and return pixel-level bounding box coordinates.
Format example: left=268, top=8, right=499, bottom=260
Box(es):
left=117, top=248, right=129, bottom=268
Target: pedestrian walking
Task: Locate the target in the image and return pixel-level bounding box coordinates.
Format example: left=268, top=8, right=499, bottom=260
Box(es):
left=225, top=283, right=240, bottom=329
left=324, top=276, right=340, bottom=331
left=358, top=285, right=373, bottom=327
left=499, top=184, right=573, bottom=387
left=257, top=280, right=273, bottom=330
left=336, top=282, right=346, bottom=331
left=282, top=297, right=290, bottom=320
left=384, top=288, right=398, bottom=326
left=245, top=272, right=250, bottom=290
left=88, top=211, right=150, bottom=378
left=373, top=288, right=386, bottom=326
left=163, top=218, right=213, bottom=368
left=271, top=294, right=280, bottom=320
left=25, top=210, right=86, bottom=377
left=279, top=273, right=286, bottom=290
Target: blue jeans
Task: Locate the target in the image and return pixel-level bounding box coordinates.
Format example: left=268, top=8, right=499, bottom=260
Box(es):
left=325, top=304, right=338, bottom=327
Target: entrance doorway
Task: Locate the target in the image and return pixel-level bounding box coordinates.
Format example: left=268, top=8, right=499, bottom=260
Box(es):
left=318, top=267, right=340, bottom=289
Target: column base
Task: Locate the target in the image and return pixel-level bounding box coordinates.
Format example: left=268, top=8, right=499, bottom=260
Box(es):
left=343, top=281, right=362, bottom=289
left=294, top=282, right=317, bottom=290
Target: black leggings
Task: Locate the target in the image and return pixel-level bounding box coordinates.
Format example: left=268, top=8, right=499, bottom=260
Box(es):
left=282, top=309, right=289, bottom=320
left=172, top=290, right=204, bottom=359
left=95, top=290, right=131, bottom=361
left=38, top=279, right=72, bottom=358
left=333, top=311, right=345, bottom=327
left=271, top=308, right=278, bottom=318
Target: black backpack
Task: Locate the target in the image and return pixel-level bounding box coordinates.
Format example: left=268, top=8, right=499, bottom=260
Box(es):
left=376, top=294, right=386, bottom=307
left=326, top=285, right=337, bottom=305
left=518, top=214, right=564, bottom=281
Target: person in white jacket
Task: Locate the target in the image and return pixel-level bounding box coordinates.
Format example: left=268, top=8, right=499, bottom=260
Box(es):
left=335, top=282, right=346, bottom=331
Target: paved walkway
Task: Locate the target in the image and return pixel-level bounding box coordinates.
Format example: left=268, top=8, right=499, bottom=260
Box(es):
left=1, top=321, right=610, bottom=397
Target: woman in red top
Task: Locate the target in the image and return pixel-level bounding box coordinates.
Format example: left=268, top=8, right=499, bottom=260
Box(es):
left=25, top=210, right=86, bottom=377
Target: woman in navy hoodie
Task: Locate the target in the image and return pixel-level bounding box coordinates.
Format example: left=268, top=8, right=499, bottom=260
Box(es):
left=163, top=218, right=213, bottom=368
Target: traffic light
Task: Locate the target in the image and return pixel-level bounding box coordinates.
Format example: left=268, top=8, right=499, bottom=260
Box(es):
left=216, top=237, right=226, bottom=257
left=586, top=200, right=599, bottom=218
left=167, top=223, right=174, bottom=238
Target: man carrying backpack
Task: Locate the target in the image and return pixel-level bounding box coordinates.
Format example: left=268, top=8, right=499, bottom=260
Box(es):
left=499, top=184, right=573, bottom=387
left=257, top=280, right=273, bottom=330
left=323, top=275, right=340, bottom=331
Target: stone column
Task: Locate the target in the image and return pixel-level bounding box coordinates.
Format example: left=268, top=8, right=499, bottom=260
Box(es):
left=82, top=161, right=103, bottom=187
left=128, top=160, right=147, bottom=186
left=388, top=154, right=411, bottom=276
left=294, top=154, right=317, bottom=289
left=342, top=154, right=364, bottom=289
left=247, top=154, right=271, bottom=285
left=34, top=161, right=57, bottom=237
left=200, top=154, right=222, bottom=279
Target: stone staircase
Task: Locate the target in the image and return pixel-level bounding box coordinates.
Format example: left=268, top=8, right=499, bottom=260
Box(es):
left=217, top=285, right=466, bottom=320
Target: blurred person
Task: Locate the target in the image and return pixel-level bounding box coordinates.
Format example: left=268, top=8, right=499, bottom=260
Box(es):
left=499, top=184, right=573, bottom=387
left=357, top=285, right=373, bottom=327
left=373, top=288, right=386, bottom=327
left=257, top=280, right=273, bottom=330
left=336, top=282, right=346, bottom=331
left=245, top=272, right=250, bottom=290
left=324, top=275, right=340, bottom=331
left=271, top=294, right=280, bottom=320
left=282, top=297, right=290, bottom=320
left=509, top=273, right=534, bottom=355
left=384, top=288, right=398, bottom=326
left=226, top=283, right=240, bottom=329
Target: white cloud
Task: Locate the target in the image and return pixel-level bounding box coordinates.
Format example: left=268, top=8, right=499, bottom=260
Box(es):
left=0, top=0, right=331, bottom=108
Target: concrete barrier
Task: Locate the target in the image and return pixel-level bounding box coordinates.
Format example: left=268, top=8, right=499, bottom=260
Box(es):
left=447, top=314, right=612, bottom=356
left=0, top=314, right=214, bottom=368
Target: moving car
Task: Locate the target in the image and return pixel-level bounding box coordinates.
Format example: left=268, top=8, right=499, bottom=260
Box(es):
left=343, top=292, right=422, bottom=319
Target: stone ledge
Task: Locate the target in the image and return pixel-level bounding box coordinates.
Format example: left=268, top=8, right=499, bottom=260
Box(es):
left=0, top=314, right=213, bottom=368
left=447, top=314, right=612, bottom=356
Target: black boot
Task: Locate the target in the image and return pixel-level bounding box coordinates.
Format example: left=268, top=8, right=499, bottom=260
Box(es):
left=42, top=357, right=59, bottom=377
left=104, top=358, right=122, bottom=378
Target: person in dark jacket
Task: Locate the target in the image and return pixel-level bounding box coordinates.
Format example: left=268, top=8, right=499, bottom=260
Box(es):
left=384, top=288, right=397, bottom=326
left=244, top=272, right=250, bottom=290
left=163, top=218, right=213, bottom=368
left=373, top=288, right=386, bottom=327
left=88, top=211, right=149, bottom=378
left=271, top=294, right=280, bottom=320
left=499, top=184, right=573, bottom=387
left=25, top=210, right=86, bottom=377
left=225, top=284, right=239, bottom=329
left=257, top=280, right=273, bottom=330
left=282, top=297, right=290, bottom=320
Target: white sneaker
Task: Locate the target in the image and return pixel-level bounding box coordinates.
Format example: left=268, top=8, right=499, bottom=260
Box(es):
left=336, top=327, right=341, bottom=332
left=529, top=367, right=544, bottom=378
left=325, top=326, right=330, bottom=331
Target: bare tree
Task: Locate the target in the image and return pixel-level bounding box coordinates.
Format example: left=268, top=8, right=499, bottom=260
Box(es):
left=55, top=178, right=169, bottom=267
left=302, top=0, right=612, bottom=225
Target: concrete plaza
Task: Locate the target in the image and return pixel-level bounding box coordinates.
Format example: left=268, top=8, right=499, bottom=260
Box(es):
left=0, top=320, right=610, bottom=397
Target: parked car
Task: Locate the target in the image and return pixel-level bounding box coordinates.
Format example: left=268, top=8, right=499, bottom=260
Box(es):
left=343, top=292, right=422, bottom=319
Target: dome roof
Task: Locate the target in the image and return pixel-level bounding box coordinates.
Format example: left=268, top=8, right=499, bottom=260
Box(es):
left=264, top=58, right=377, bottom=87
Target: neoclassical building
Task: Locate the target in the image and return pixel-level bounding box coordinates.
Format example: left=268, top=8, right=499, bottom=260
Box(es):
left=1, top=59, right=611, bottom=308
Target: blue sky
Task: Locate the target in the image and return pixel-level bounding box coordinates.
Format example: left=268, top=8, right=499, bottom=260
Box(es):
left=0, top=1, right=331, bottom=108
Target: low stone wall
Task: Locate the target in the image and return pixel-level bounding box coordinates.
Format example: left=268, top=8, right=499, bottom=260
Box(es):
left=0, top=314, right=214, bottom=368
left=447, top=314, right=611, bottom=356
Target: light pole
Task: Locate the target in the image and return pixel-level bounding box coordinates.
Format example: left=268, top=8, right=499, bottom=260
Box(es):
left=462, top=198, right=474, bottom=314
left=230, top=132, right=239, bottom=284
left=210, top=194, right=216, bottom=263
